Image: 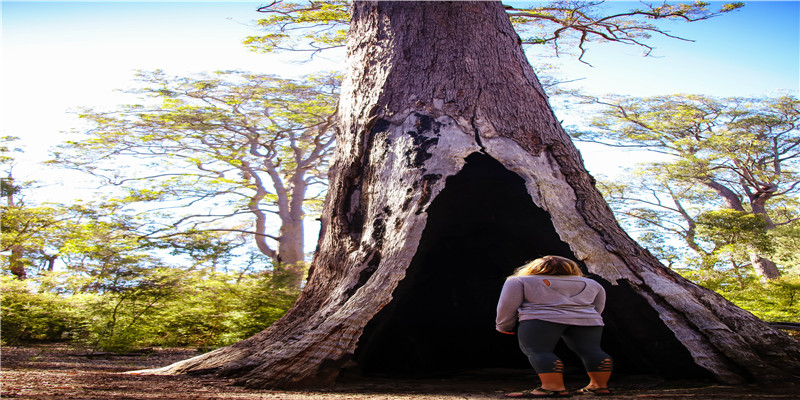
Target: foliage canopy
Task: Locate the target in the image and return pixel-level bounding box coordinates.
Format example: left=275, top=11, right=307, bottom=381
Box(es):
left=578, top=94, right=800, bottom=279
left=49, top=71, right=340, bottom=287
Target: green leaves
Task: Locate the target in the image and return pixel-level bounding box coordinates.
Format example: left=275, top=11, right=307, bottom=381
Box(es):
left=244, top=1, right=350, bottom=55
left=720, top=2, right=746, bottom=13
left=0, top=275, right=82, bottom=344
left=0, top=136, right=23, bottom=166
left=245, top=1, right=743, bottom=62
left=679, top=269, right=800, bottom=323
left=581, top=94, right=800, bottom=198
left=696, top=209, right=772, bottom=253
left=0, top=268, right=300, bottom=351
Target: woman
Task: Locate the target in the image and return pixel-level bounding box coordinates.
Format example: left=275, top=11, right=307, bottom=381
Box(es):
left=496, top=255, right=613, bottom=398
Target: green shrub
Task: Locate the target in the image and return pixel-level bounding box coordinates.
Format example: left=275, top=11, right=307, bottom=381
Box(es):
left=151, top=269, right=299, bottom=349
left=217, top=272, right=299, bottom=345
left=0, top=275, right=82, bottom=344
left=1, top=268, right=300, bottom=351
left=679, top=269, right=800, bottom=323
left=54, top=268, right=181, bottom=353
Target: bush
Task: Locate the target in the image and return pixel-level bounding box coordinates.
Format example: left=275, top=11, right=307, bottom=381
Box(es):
left=217, top=272, right=299, bottom=345
left=679, top=269, right=800, bottom=323
left=0, top=275, right=83, bottom=344
left=150, top=269, right=299, bottom=349
left=1, top=268, right=300, bottom=352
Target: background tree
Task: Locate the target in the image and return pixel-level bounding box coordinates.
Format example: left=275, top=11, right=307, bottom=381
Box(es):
left=2, top=199, right=62, bottom=279
left=2, top=181, right=236, bottom=284
left=1, top=183, right=299, bottom=352
left=1, top=136, right=28, bottom=279
left=575, top=94, right=800, bottom=280
left=50, top=71, right=340, bottom=288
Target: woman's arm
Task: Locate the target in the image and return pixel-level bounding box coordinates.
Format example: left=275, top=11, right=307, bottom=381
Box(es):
left=593, top=285, right=607, bottom=314
left=496, top=277, right=524, bottom=333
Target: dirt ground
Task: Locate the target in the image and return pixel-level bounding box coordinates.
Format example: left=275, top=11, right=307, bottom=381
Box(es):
left=2, top=345, right=799, bottom=400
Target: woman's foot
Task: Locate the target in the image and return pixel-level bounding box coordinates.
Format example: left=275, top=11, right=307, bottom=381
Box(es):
left=577, top=386, right=611, bottom=396
left=505, top=387, right=571, bottom=398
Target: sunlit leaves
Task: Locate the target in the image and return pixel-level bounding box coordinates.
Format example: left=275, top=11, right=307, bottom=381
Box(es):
left=242, top=1, right=744, bottom=63
left=696, top=209, right=772, bottom=253
left=0, top=267, right=300, bottom=351
left=0, top=274, right=82, bottom=344
left=578, top=94, right=800, bottom=206
left=244, top=1, right=350, bottom=54
left=0, top=136, right=23, bottom=166
left=679, top=268, right=800, bottom=322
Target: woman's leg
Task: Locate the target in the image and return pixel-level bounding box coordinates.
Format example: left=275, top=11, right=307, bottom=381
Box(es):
left=517, top=320, right=569, bottom=392
left=561, top=325, right=613, bottom=390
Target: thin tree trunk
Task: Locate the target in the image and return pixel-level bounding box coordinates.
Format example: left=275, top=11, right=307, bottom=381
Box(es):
left=703, top=178, right=782, bottom=279
left=701, top=179, right=746, bottom=212
left=243, top=158, right=307, bottom=288
left=141, top=1, right=800, bottom=387
left=274, top=213, right=306, bottom=288
left=9, top=244, right=27, bottom=280
left=5, top=177, right=27, bottom=280
left=749, top=192, right=781, bottom=280
left=751, top=253, right=781, bottom=280
left=273, top=171, right=309, bottom=288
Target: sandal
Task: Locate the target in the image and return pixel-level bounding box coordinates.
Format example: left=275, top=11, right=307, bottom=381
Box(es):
left=505, top=387, right=571, bottom=398
left=577, top=386, right=612, bottom=396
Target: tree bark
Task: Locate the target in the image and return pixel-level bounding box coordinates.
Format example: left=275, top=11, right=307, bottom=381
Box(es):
left=245, top=158, right=308, bottom=288
left=9, top=244, right=27, bottom=280
left=747, top=188, right=781, bottom=280
left=750, top=253, right=781, bottom=281
left=702, top=178, right=782, bottom=279
left=142, top=1, right=800, bottom=388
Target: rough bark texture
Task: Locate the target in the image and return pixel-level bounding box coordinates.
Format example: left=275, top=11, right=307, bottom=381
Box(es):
left=144, top=1, right=800, bottom=388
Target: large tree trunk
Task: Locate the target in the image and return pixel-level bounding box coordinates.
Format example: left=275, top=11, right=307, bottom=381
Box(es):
left=142, top=1, right=800, bottom=388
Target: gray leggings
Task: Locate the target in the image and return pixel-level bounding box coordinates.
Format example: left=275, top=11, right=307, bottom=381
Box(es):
left=517, top=319, right=613, bottom=374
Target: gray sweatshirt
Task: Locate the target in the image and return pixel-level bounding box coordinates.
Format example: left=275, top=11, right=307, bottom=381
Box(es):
left=496, top=275, right=606, bottom=332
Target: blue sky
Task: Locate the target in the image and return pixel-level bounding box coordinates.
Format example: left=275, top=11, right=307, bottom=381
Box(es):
left=1, top=1, right=799, bottom=194
left=544, top=1, right=800, bottom=97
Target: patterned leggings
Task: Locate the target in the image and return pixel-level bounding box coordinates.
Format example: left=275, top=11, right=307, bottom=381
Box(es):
left=517, top=319, right=613, bottom=374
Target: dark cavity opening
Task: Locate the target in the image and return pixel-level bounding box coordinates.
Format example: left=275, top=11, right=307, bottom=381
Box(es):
left=351, top=152, right=711, bottom=381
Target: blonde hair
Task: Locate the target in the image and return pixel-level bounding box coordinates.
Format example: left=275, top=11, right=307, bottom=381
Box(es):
left=513, top=255, right=583, bottom=277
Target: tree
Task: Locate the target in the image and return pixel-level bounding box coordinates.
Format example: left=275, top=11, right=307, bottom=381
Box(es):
left=50, top=71, right=339, bottom=288
left=574, top=94, right=800, bottom=279
left=1, top=198, right=61, bottom=279
left=1, top=136, right=28, bottom=279
left=143, top=2, right=800, bottom=388
left=595, top=164, right=798, bottom=279
left=0, top=184, right=276, bottom=351
left=1, top=159, right=239, bottom=284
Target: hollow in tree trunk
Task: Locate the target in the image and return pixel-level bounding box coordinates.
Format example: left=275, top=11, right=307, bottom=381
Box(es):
left=142, top=1, right=800, bottom=388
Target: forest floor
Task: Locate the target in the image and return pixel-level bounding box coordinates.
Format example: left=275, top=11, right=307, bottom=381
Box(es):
left=2, top=344, right=799, bottom=400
